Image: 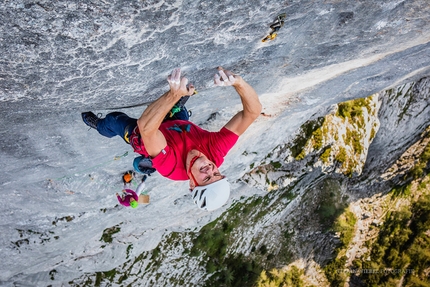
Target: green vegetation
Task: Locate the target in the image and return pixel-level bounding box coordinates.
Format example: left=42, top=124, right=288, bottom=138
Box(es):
left=126, top=244, right=133, bottom=259
left=295, top=149, right=306, bottom=161
left=325, top=153, right=429, bottom=287
left=316, top=178, right=347, bottom=230
left=290, top=117, right=325, bottom=160
left=95, top=269, right=117, bottom=286
left=288, top=95, right=378, bottom=174
left=280, top=185, right=298, bottom=201
left=345, top=160, right=357, bottom=178
left=330, top=139, right=430, bottom=286
left=255, top=266, right=313, bottom=287
left=334, top=146, right=357, bottom=177
left=100, top=225, right=121, bottom=244
left=187, top=186, right=298, bottom=287
left=320, top=147, right=332, bottom=163
left=335, top=97, right=373, bottom=173
left=396, top=84, right=415, bottom=123
left=189, top=197, right=271, bottom=287
left=335, top=147, right=347, bottom=164
left=336, top=97, right=370, bottom=120
left=323, top=209, right=357, bottom=287
left=67, top=183, right=299, bottom=286
left=333, top=209, right=357, bottom=247
left=344, top=128, right=363, bottom=154
left=291, top=96, right=374, bottom=164
left=370, top=126, right=377, bottom=141
left=357, top=192, right=430, bottom=286
left=325, top=173, right=430, bottom=287
left=324, top=255, right=348, bottom=287
left=313, top=178, right=356, bottom=287
left=270, top=161, right=282, bottom=169
left=352, top=133, right=363, bottom=154
left=409, top=137, right=430, bottom=179
left=391, top=128, right=430, bottom=198
left=390, top=184, right=412, bottom=198
left=312, top=128, right=323, bottom=150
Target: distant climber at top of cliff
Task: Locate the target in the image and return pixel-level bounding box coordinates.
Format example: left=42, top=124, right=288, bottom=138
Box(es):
left=81, top=67, right=262, bottom=211
left=262, top=13, right=286, bottom=42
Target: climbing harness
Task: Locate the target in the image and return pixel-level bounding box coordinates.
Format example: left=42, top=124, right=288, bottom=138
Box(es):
left=168, top=90, right=197, bottom=117
left=169, top=105, right=182, bottom=117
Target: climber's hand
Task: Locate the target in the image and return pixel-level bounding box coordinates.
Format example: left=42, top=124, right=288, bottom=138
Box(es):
left=214, top=67, right=242, bottom=87
left=167, top=68, right=195, bottom=96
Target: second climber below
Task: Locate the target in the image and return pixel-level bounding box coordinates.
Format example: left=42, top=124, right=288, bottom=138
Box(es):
left=82, top=67, right=262, bottom=211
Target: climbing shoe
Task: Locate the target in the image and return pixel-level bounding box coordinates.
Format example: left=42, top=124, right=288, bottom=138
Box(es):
left=81, top=112, right=100, bottom=129
left=262, top=33, right=277, bottom=42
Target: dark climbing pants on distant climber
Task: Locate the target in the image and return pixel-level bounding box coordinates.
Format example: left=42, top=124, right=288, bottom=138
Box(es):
left=96, top=107, right=190, bottom=143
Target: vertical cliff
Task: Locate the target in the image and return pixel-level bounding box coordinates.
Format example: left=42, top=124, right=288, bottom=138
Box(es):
left=0, top=0, right=430, bottom=286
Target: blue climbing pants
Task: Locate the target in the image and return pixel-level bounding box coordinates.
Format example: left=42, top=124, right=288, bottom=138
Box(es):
left=96, top=112, right=137, bottom=143
left=97, top=107, right=190, bottom=143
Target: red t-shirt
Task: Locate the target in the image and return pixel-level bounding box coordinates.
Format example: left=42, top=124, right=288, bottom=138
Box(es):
left=129, top=120, right=238, bottom=180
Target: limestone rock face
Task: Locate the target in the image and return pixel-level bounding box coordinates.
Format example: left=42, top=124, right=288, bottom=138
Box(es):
left=1, top=0, right=430, bottom=108
left=0, top=0, right=430, bottom=286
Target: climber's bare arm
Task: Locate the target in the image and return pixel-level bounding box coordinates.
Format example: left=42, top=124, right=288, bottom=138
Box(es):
left=214, top=67, right=262, bottom=136
left=138, top=68, right=195, bottom=157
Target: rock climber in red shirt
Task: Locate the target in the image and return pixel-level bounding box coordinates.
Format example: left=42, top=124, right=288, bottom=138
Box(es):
left=82, top=67, right=262, bottom=211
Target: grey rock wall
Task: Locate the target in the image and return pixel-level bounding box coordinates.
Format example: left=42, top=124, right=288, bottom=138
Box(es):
left=1, top=0, right=430, bottom=286
left=1, top=0, right=429, bottom=109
